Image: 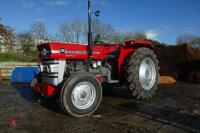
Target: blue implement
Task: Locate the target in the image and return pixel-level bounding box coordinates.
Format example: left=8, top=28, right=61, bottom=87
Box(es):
left=10, top=67, right=39, bottom=83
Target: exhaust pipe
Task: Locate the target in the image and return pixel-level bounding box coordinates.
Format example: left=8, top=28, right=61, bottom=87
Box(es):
left=88, top=0, right=93, bottom=62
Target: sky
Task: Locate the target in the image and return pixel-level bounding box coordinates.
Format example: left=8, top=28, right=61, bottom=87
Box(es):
left=0, top=0, right=200, bottom=44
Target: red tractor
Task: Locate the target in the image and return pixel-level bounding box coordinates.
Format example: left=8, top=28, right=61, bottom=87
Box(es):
left=33, top=0, right=159, bottom=117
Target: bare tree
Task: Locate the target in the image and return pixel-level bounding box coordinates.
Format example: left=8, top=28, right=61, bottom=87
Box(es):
left=58, top=19, right=157, bottom=45
left=17, top=31, right=34, bottom=55
left=59, top=22, right=73, bottom=42
left=57, top=19, right=156, bottom=45
left=0, top=18, right=15, bottom=52
left=133, top=32, right=147, bottom=40
left=177, top=33, right=200, bottom=48
left=84, top=19, right=116, bottom=44
left=59, top=19, right=84, bottom=43
left=176, top=33, right=196, bottom=45
left=71, top=20, right=84, bottom=43
left=111, top=32, right=148, bottom=44
left=111, top=32, right=125, bottom=44
left=30, top=21, right=48, bottom=45
left=192, top=37, right=200, bottom=48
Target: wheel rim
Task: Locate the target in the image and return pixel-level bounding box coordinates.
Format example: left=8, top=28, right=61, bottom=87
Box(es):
left=139, top=57, right=156, bottom=91
left=71, top=81, right=96, bottom=110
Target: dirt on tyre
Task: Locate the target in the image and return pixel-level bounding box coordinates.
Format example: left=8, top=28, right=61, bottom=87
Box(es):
left=127, top=47, right=159, bottom=99
left=61, top=74, right=102, bottom=117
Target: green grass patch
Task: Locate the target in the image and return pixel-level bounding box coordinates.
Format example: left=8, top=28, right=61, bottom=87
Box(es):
left=0, top=52, right=38, bottom=62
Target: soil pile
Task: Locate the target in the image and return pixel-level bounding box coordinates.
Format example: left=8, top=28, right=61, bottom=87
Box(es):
left=159, top=76, right=177, bottom=84
left=154, top=44, right=200, bottom=83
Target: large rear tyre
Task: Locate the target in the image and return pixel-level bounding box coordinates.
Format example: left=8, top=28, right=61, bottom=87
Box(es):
left=61, top=74, right=102, bottom=117
left=127, top=47, right=159, bottom=99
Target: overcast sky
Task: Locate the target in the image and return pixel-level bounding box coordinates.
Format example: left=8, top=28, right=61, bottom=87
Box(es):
left=0, top=0, right=200, bottom=44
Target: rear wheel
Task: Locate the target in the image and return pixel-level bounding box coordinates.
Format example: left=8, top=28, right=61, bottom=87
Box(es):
left=127, top=47, right=159, bottom=99
left=61, top=74, right=102, bottom=117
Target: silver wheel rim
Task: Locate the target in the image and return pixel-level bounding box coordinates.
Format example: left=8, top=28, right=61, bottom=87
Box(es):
left=139, top=57, right=156, bottom=91
left=71, top=81, right=96, bottom=110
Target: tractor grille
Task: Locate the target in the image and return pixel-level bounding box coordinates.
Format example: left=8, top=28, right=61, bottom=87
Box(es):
left=39, top=60, right=66, bottom=86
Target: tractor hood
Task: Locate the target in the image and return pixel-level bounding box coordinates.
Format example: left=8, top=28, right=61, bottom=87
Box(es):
left=37, top=42, right=119, bottom=60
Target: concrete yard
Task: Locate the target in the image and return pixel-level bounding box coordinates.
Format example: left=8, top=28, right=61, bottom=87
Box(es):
left=0, top=82, right=199, bottom=133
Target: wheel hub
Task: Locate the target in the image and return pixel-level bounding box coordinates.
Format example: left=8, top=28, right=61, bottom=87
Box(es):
left=139, top=57, right=156, bottom=91
left=71, top=82, right=96, bottom=110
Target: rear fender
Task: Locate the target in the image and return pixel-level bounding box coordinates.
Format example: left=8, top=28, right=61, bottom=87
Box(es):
left=118, top=40, right=154, bottom=80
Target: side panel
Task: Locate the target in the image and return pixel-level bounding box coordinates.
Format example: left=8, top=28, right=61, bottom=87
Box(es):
left=118, top=40, right=154, bottom=79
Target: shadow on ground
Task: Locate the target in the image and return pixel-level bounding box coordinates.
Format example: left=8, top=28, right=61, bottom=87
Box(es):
left=3, top=82, right=199, bottom=133
left=12, top=84, right=36, bottom=103
left=102, top=83, right=200, bottom=133
left=13, top=83, right=65, bottom=114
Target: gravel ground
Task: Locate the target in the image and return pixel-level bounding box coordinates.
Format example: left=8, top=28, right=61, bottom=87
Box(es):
left=0, top=82, right=199, bottom=133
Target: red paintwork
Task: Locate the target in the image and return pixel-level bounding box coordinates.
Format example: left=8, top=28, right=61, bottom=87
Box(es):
left=118, top=47, right=136, bottom=78
left=118, top=40, right=154, bottom=77
left=37, top=40, right=153, bottom=80
left=122, top=40, right=153, bottom=48
left=34, top=84, right=59, bottom=97
left=95, top=76, right=104, bottom=83
left=34, top=77, right=103, bottom=97
left=38, top=42, right=119, bottom=60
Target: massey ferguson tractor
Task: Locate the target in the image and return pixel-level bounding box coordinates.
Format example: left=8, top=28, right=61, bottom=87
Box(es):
left=33, top=0, right=159, bottom=117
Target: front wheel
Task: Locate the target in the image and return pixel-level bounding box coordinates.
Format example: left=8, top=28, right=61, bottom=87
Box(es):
left=60, top=74, right=102, bottom=117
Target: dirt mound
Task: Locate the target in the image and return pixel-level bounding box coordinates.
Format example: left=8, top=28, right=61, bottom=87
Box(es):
left=154, top=44, right=200, bottom=83
left=159, top=76, right=177, bottom=84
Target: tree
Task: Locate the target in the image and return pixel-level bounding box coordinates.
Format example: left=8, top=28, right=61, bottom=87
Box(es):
left=58, top=19, right=161, bottom=45
left=147, top=39, right=161, bottom=45
left=134, top=32, right=147, bottom=40
left=71, top=20, right=84, bottom=43
left=0, top=18, right=15, bottom=51
left=89, top=19, right=116, bottom=43
left=59, top=19, right=151, bottom=44
left=111, top=32, right=148, bottom=44
left=123, top=32, right=147, bottom=41
left=110, top=32, right=124, bottom=44
left=59, top=19, right=84, bottom=43
left=192, top=37, right=200, bottom=48
left=17, top=31, right=35, bottom=55
left=30, top=21, right=48, bottom=45
left=176, top=33, right=200, bottom=48
left=176, top=33, right=196, bottom=45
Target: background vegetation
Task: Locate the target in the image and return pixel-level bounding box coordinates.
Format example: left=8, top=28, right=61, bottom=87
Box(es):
left=0, top=17, right=199, bottom=62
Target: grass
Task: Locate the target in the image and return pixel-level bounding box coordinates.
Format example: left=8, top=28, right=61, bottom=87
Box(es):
left=0, top=52, right=38, bottom=62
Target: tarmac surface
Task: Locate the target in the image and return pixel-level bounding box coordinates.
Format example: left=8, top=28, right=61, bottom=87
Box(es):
left=0, top=82, right=200, bottom=133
